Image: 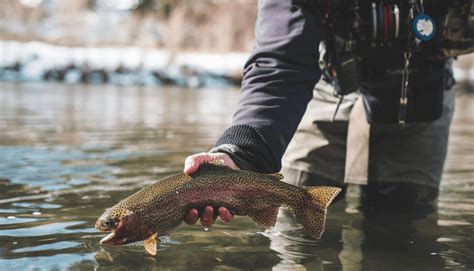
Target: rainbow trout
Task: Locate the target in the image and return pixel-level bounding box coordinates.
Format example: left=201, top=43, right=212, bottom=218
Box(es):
left=95, top=163, right=341, bottom=255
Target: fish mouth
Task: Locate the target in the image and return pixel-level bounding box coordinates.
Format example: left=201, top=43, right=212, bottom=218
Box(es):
left=100, top=231, right=128, bottom=245
left=98, top=213, right=153, bottom=246
left=100, top=213, right=155, bottom=248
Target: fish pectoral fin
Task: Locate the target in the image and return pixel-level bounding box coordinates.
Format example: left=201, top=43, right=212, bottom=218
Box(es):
left=247, top=206, right=280, bottom=230
left=144, top=233, right=159, bottom=256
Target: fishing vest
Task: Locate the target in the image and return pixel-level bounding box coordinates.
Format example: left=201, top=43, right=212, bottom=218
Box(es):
left=320, top=0, right=473, bottom=124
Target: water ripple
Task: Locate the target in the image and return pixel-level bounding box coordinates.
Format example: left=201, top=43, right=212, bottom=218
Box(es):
left=0, top=83, right=472, bottom=270
left=0, top=221, right=92, bottom=237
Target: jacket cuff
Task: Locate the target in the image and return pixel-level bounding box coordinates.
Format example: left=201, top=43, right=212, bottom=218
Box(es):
left=209, top=144, right=257, bottom=172
left=213, top=124, right=277, bottom=173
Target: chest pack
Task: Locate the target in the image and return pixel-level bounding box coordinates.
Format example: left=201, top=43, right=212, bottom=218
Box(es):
left=320, top=0, right=473, bottom=124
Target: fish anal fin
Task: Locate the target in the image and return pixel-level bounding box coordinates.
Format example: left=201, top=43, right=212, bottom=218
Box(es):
left=268, top=173, right=284, bottom=180
left=144, top=233, right=159, bottom=256
left=248, top=206, right=280, bottom=229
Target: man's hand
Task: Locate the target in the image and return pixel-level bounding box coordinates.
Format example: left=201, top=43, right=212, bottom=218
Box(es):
left=183, top=152, right=239, bottom=228
left=183, top=152, right=239, bottom=175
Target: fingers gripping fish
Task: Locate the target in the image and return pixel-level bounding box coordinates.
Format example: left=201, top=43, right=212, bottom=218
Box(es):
left=95, top=163, right=341, bottom=255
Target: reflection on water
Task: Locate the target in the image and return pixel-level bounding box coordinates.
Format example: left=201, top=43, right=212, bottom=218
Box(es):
left=0, top=82, right=473, bottom=270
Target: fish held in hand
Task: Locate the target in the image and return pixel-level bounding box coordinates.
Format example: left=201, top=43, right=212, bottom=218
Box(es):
left=95, top=163, right=341, bottom=255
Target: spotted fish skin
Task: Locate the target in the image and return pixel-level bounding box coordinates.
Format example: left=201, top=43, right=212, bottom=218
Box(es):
left=96, top=163, right=341, bottom=242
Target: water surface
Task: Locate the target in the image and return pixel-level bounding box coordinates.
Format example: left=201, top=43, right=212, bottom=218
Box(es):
left=0, top=82, right=473, bottom=270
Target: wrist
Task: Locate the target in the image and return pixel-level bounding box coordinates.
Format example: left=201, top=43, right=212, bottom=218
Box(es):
left=214, top=125, right=277, bottom=173
left=209, top=144, right=258, bottom=172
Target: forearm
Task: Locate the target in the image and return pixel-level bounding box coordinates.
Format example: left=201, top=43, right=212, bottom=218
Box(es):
left=214, top=0, right=323, bottom=173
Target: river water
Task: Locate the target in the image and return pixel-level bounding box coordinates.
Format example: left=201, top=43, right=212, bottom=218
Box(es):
left=0, top=82, right=473, bottom=270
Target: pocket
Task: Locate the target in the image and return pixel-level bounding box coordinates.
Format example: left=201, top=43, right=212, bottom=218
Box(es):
left=360, top=73, right=445, bottom=124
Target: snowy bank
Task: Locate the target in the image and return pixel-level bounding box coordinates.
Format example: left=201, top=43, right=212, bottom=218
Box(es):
left=0, top=41, right=248, bottom=88
left=1, top=41, right=472, bottom=88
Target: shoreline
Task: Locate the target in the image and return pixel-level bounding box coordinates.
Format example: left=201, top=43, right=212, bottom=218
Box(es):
left=1, top=40, right=472, bottom=89
left=0, top=41, right=247, bottom=88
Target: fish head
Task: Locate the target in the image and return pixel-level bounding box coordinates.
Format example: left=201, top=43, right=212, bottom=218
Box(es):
left=95, top=207, right=128, bottom=232
left=95, top=207, right=154, bottom=245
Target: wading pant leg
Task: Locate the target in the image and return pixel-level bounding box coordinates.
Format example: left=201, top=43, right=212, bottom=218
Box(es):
left=281, top=80, right=455, bottom=210
left=281, top=79, right=357, bottom=188
left=363, top=89, right=455, bottom=211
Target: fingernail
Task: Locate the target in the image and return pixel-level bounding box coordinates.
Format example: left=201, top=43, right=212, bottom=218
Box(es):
left=184, top=161, right=194, bottom=173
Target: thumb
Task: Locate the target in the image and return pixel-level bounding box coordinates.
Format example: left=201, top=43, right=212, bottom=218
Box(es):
left=183, top=152, right=238, bottom=175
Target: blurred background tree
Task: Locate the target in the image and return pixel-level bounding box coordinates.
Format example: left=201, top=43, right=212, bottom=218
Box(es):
left=0, top=0, right=257, bottom=52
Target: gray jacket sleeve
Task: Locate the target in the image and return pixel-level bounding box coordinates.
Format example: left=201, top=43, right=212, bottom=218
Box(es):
left=214, top=0, right=324, bottom=173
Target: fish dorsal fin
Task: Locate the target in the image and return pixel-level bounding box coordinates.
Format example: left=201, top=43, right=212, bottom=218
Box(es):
left=268, top=173, right=284, bottom=180
left=247, top=206, right=280, bottom=229
left=207, top=160, right=226, bottom=167
left=144, top=233, right=159, bottom=256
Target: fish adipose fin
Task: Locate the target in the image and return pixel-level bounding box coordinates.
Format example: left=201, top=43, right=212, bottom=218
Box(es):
left=144, top=233, right=159, bottom=255
left=248, top=206, right=280, bottom=229
left=268, top=173, right=284, bottom=180
left=294, top=186, right=341, bottom=239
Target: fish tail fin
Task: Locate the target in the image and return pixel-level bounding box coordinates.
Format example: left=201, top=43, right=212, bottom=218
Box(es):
left=293, top=186, right=341, bottom=239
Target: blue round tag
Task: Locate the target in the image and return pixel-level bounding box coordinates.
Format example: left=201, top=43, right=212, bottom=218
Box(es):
left=412, top=14, right=436, bottom=41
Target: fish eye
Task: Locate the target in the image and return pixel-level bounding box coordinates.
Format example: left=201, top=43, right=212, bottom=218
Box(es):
left=103, top=219, right=113, bottom=228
